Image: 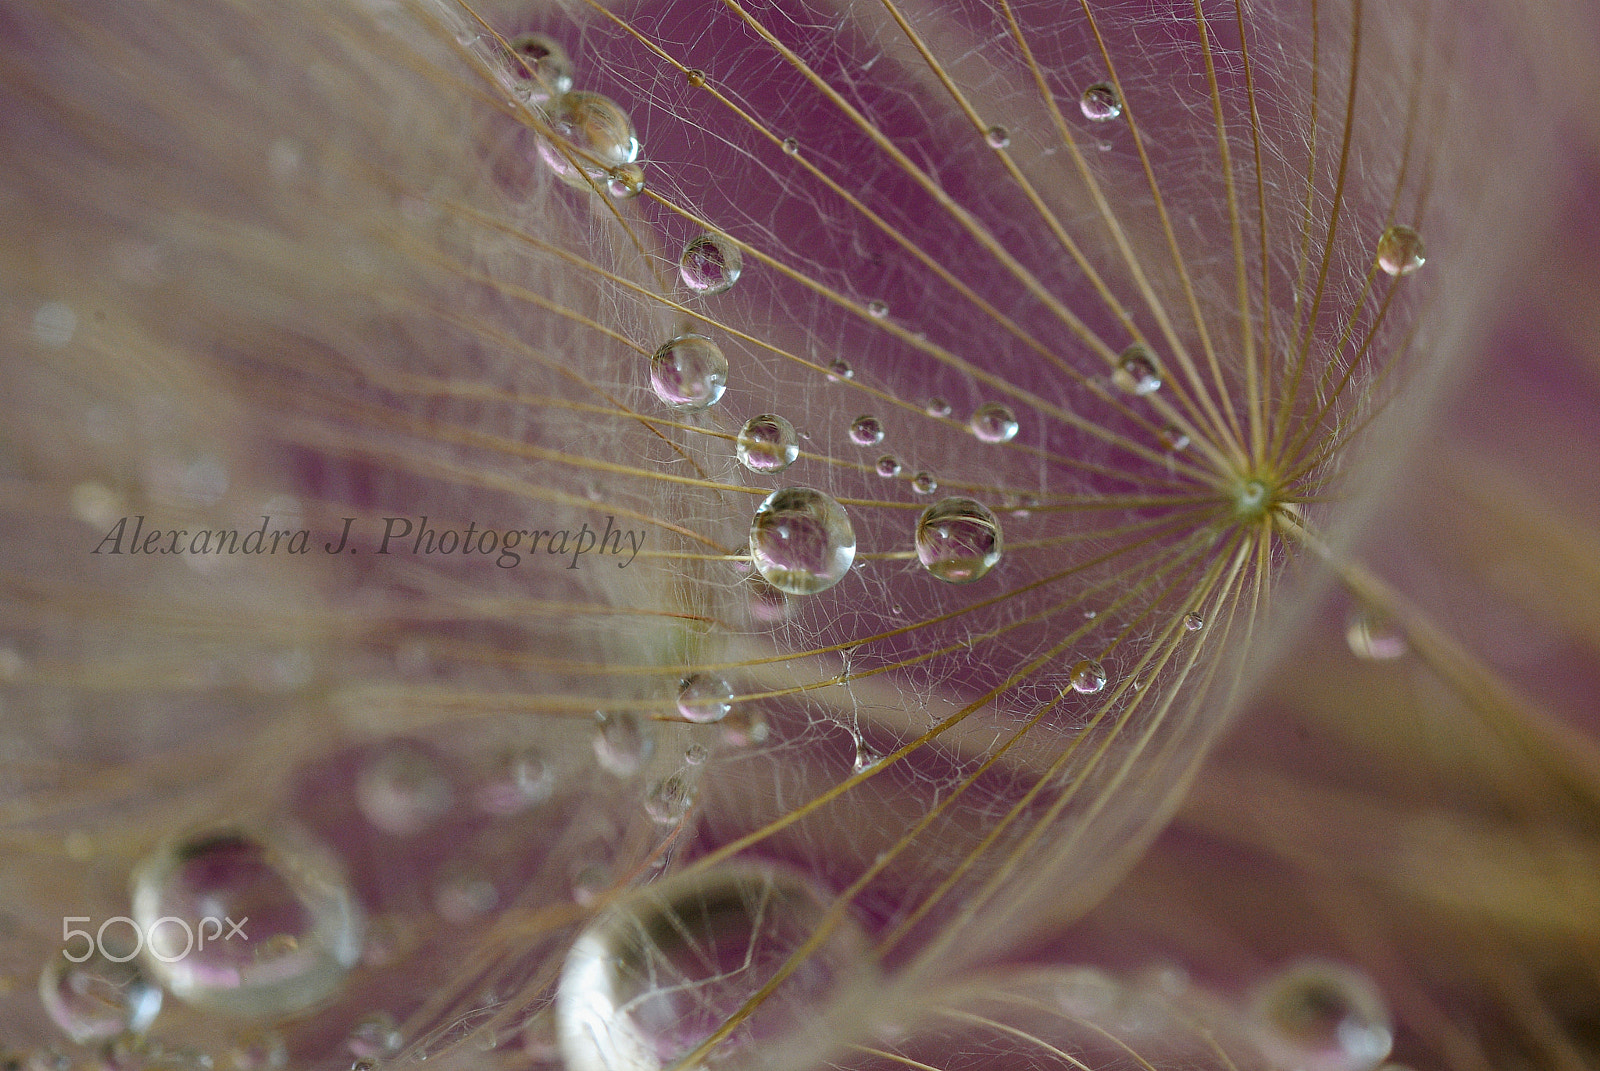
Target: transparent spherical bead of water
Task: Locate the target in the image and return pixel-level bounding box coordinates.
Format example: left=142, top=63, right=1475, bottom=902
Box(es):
left=968, top=402, right=1019, bottom=444
left=1080, top=81, right=1122, bottom=121
left=607, top=162, right=646, bottom=199
left=924, top=397, right=951, bottom=418
left=748, top=487, right=856, bottom=595
left=1157, top=424, right=1190, bottom=452
left=1069, top=659, right=1109, bottom=694
left=676, top=672, right=734, bottom=724
left=910, top=471, right=938, bottom=495
left=984, top=124, right=1010, bottom=149
left=866, top=299, right=889, bottom=319
left=1113, top=344, right=1162, bottom=395
left=1247, top=960, right=1394, bottom=1071
left=736, top=414, right=798, bottom=474
left=915, top=497, right=1003, bottom=584
left=504, top=32, right=574, bottom=105
left=538, top=91, right=641, bottom=190
left=650, top=334, right=728, bottom=411
left=1183, top=612, right=1205, bottom=632
left=555, top=861, right=874, bottom=1071
left=826, top=358, right=853, bottom=382
left=875, top=454, right=902, bottom=478
left=642, top=773, right=695, bottom=825
left=1375, top=224, right=1426, bottom=277
left=848, top=414, right=884, bottom=446
left=39, top=946, right=162, bottom=1043
left=129, top=824, right=363, bottom=1018
left=679, top=233, right=743, bottom=296
left=594, top=711, right=654, bottom=776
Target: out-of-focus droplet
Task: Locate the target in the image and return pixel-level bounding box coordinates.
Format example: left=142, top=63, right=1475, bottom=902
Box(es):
left=607, top=162, right=646, bottom=199
left=1248, top=959, right=1393, bottom=1071
left=435, top=866, right=498, bottom=923
left=1069, top=659, right=1108, bottom=695
left=984, top=124, right=1010, bottom=149
left=505, top=32, right=574, bottom=105
left=1114, top=345, right=1162, bottom=395
left=1079, top=81, right=1122, bottom=121
left=594, top=712, right=654, bottom=776
left=39, top=947, right=161, bottom=1043
left=910, top=472, right=938, bottom=495
left=538, top=92, right=640, bottom=190
left=875, top=455, right=902, bottom=478
left=476, top=747, right=555, bottom=815
left=915, top=498, right=1003, bottom=584
left=229, top=1031, right=286, bottom=1071
left=866, top=300, right=889, bottom=319
left=1346, top=609, right=1408, bottom=661
left=556, top=862, right=874, bottom=1071
left=129, top=825, right=363, bottom=1018
left=676, top=673, right=734, bottom=724
left=1375, top=225, right=1426, bottom=277
left=736, top=415, right=798, bottom=474
left=745, top=575, right=790, bottom=626
left=643, top=773, right=695, bottom=825
left=679, top=233, right=743, bottom=296
left=924, top=398, right=951, bottom=418
left=748, top=487, right=856, bottom=595
left=1157, top=424, right=1190, bottom=452
left=683, top=744, right=709, bottom=766
left=355, top=741, right=453, bottom=836
left=848, top=415, right=884, bottom=446
left=650, top=334, right=727, bottom=411
left=346, top=1012, right=403, bottom=1060
left=826, top=358, right=853, bottom=382
left=968, top=402, right=1019, bottom=444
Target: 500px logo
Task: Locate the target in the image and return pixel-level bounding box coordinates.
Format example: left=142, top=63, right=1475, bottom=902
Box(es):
left=62, top=916, right=248, bottom=963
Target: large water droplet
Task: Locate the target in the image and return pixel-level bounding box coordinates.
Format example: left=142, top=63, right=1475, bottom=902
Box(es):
left=1079, top=82, right=1122, bottom=121
left=1248, top=960, right=1393, bottom=1071
left=677, top=673, right=734, bottom=724
left=354, top=741, right=453, bottom=836
left=650, top=334, right=728, bottom=410
left=129, top=825, right=363, bottom=1018
left=748, top=487, right=856, bottom=595
left=915, top=498, right=1003, bottom=584
left=556, top=862, right=873, bottom=1071
left=848, top=415, right=884, bottom=446
left=1375, top=225, right=1425, bottom=277
left=1069, top=659, right=1108, bottom=694
left=39, top=946, right=162, bottom=1043
left=505, top=33, right=574, bottom=105
left=538, top=92, right=640, bottom=190
left=968, top=402, right=1018, bottom=444
left=736, top=415, right=798, bottom=474
left=1113, top=345, right=1162, bottom=395
left=679, top=233, right=743, bottom=296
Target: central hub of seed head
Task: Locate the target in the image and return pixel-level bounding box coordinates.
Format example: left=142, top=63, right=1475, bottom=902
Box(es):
left=1232, top=476, right=1275, bottom=521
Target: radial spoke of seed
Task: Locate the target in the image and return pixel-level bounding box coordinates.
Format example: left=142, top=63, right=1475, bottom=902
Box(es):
left=1232, top=0, right=1275, bottom=469
left=933, top=1011, right=1100, bottom=1071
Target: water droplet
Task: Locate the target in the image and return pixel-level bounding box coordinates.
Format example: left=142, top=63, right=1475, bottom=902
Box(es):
left=683, top=744, right=709, bottom=766
left=676, top=673, right=734, bottom=724
left=556, top=862, right=872, bottom=1071
left=505, top=33, right=574, bottom=105
left=1113, top=344, right=1162, bottom=395
left=915, top=498, right=1003, bottom=584
left=1157, top=424, right=1190, bottom=452
left=643, top=773, right=695, bottom=825
left=228, top=1031, right=286, bottom=1071
left=1079, top=82, right=1122, bottom=121
left=350, top=1061, right=376, bottom=1071
left=594, top=711, right=654, bottom=776
left=1248, top=960, right=1393, bottom=1071
left=129, top=824, right=363, bottom=1018
left=607, top=162, right=646, bottom=199
left=910, top=472, right=938, bottom=495
left=826, top=358, right=853, bottom=382
left=434, top=866, right=498, bottom=923
left=31, top=301, right=77, bottom=348
left=1345, top=609, right=1407, bottom=661
left=355, top=741, right=453, bottom=836
left=924, top=398, right=951, bottom=418
left=866, top=299, right=889, bottom=319
left=735, top=414, right=798, bottom=474
left=679, top=233, right=743, bottom=296
left=848, top=415, right=884, bottom=446
left=1183, top=612, right=1204, bottom=632
left=1375, top=225, right=1425, bottom=277
left=968, top=402, right=1019, bottom=444
left=475, top=747, right=554, bottom=815
left=684, top=68, right=706, bottom=88
left=748, top=487, right=856, bottom=595
left=38, top=947, right=161, bottom=1043
left=346, top=1013, right=403, bottom=1059
left=538, top=92, right=640, bottom=190
left=984, top=124, right=1010, bottom=149
left=1069, top=659, right=1108, bottom=694
left=781, top=136, right=799, bottom=155
left=852, top=745, right=885, bottom=775
left=875, top=455, right=902, bottom=478
left=650, top=334, right=728, bottom=410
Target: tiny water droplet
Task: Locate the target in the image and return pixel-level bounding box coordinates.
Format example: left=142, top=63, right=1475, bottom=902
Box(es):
left=38, top=948, right=162, bottom=1043
left=538, top=92, right=640, bottom=190
left=852, top=746, right=885, bottom=775
left=1079, top=82, right=1122, bottom=121
left=684, top=68, right=706, bottom=88
left=781, top=136, right=799, bottom=155
left=866, top=299, right=889, bottom=319
left=1114, top=345, right=1162, bottom=395
left=984, top=124, right=1010, bottom=149
left=676, top=672, right=734, bottom=724
left=875, top=455, right=902, bottom=478
left=1346, top=609, right=1407, bottom=661
left=849, top=414, right=884, bottom=446
left=910, top=472, right=938, bottom=495
left=683, top=744, right=709, bottom=766
left=606, top=162, right=645, bottom=199
left=679, top=233, right=743, bottom=296
left=1376, top=225, right=1426, bottom=277
left=643, top=773, right=695, bottom=825
left=1157, top=424, right=1190, bottom=452
left=826, top=358, right=853, bottom=382
left=748, top=487, right=856, bottom=595
left=504, top=33, right=574, bottom=105
left=968, top=402, right=1019, bottom=444
left=924, top=397, right=951, bottom=418
left=1069, top=659, right=1108, bottom=694
left=736, top=414, right=799, bottom=474
left=1183, top=612, right=1204, bottom=632
left=594, top=711, right=654, bottom=776
left=1248, top=960, right=1393, bottom=1071
left=915, top=498, right=1003, bottom=584
left=346, top=1013, right=403, bottom=1059
left=650, top=334, right=727, bottom=410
